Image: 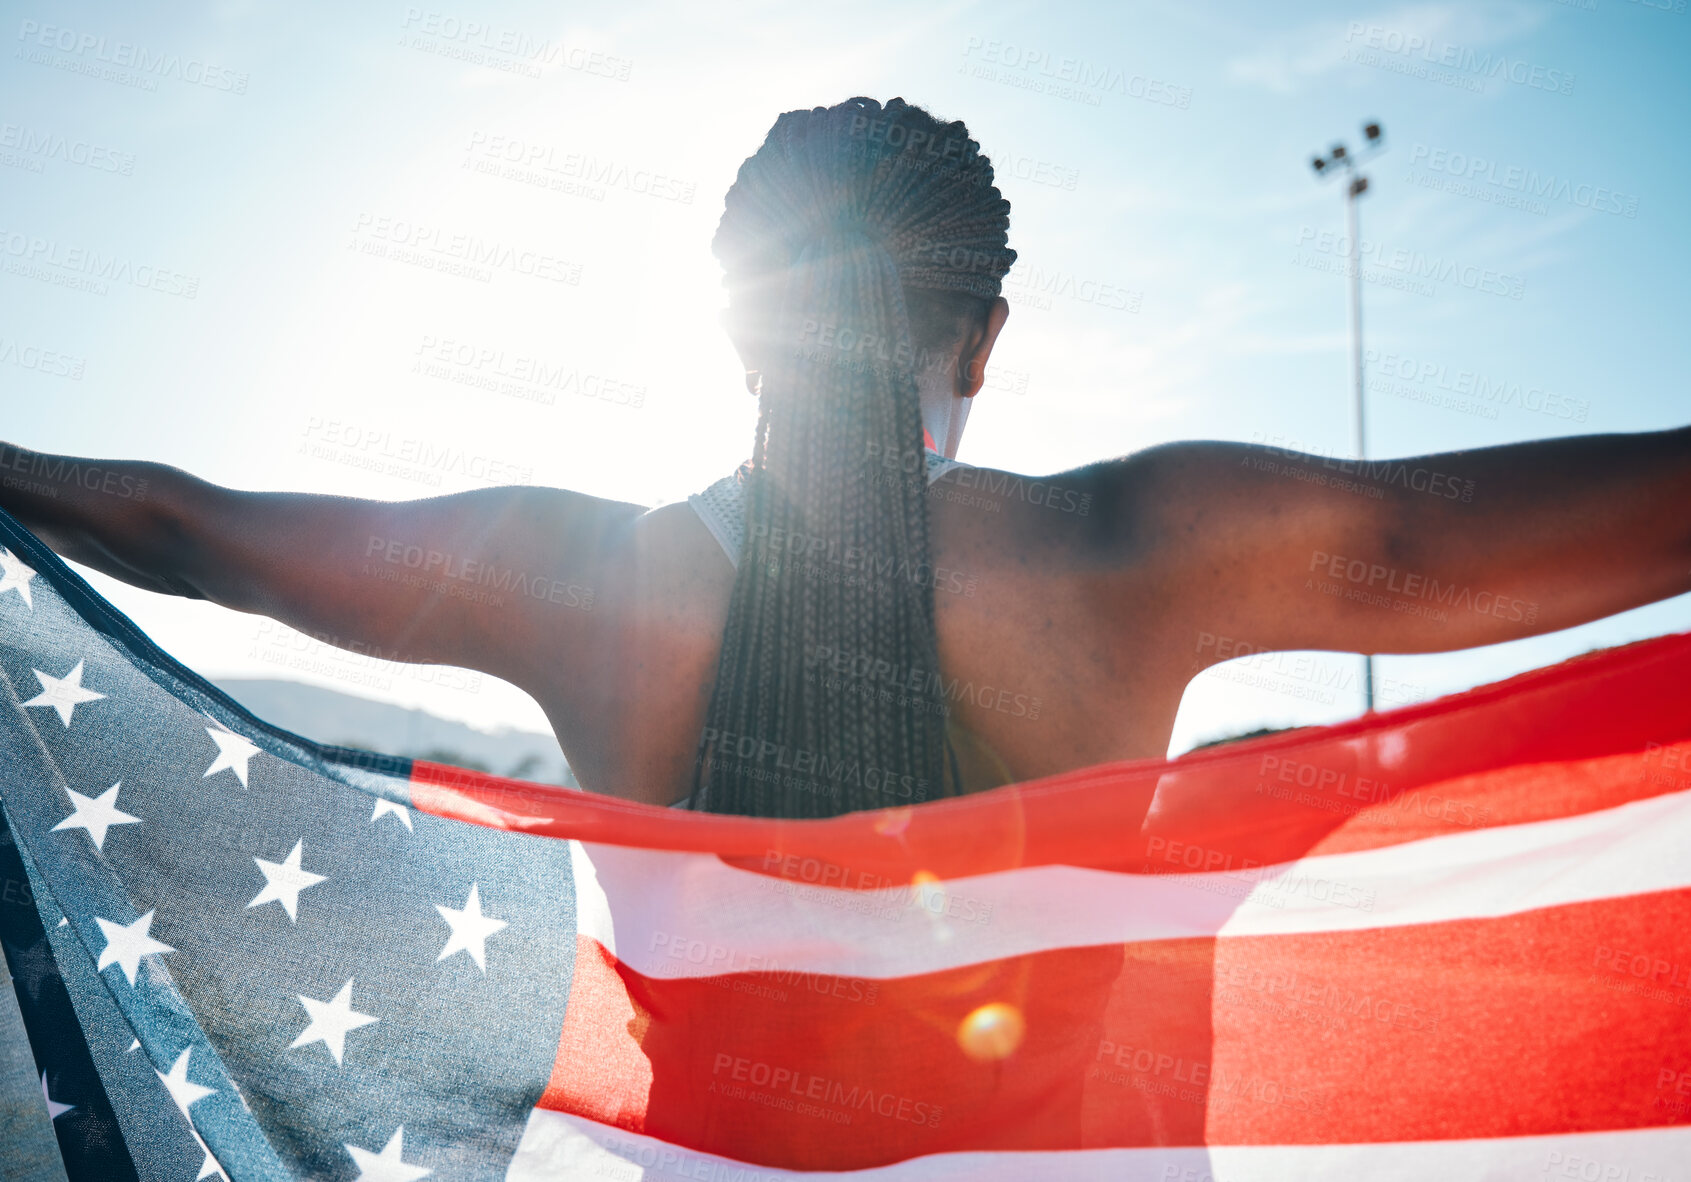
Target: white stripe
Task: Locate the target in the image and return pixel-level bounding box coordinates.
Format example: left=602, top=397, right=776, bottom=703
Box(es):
left=506, top=1108, right=1691, bottom=1180
left=570, top=839, right=616, bottom=957
left=581, top=787, right=1691, bottom=981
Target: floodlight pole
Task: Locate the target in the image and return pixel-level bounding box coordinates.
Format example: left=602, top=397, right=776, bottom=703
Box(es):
left=1311, top=124, right=1384, bottom=714
left=1345, top=175, right=1367, bottom=474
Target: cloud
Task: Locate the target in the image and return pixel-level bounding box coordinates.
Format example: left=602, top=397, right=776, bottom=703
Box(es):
left=1226, top=3, right=1549, bottom=95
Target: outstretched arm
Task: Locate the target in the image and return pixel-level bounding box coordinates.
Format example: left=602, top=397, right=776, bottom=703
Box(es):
left=0, top=443, right=645, bottom=687
left=1100, top=426, right=1691, bottom=663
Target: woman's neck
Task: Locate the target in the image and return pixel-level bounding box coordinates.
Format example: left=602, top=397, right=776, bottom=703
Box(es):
left=921, top=392, right=972, bottom=459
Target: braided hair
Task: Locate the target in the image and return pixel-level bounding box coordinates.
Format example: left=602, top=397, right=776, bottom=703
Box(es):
left=691, top=97, right=1016, bottom=819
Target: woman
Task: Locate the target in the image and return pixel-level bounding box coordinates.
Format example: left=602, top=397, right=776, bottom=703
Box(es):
left=2, top=96, right=1687, bottom=817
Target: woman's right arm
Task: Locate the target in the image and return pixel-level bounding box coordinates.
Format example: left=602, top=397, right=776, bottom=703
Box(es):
left=0, top=442, right=645, bottom=687
left=0, top=444, right=202, bottom=597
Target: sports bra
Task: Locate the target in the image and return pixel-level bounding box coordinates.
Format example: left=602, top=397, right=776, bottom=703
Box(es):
left=686, top=448, right=964, bottom=570
left=672, top=448, right=1016, bottom=810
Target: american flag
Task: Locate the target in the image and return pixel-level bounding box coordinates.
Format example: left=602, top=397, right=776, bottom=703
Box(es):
left=2, top=503, right=1690, bottom=1181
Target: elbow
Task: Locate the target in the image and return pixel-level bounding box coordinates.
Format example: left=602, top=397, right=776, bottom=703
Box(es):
left=85, top=465, right=219, bottom=600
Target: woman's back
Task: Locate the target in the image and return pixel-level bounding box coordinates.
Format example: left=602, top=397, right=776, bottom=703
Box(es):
left=528, top=453, right=1189, bottom=807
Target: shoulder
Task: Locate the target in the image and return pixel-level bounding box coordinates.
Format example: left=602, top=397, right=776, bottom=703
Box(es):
left=928, top=447, right=1194, bottom=568
left=442, top=484, right=650, bottom=601
left=1009, top=441, right=1344, bottom=564
left=606, top=498, right=738, bottom=616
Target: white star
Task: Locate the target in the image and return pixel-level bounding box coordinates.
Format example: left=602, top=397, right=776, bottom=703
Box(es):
left=435, top=883, right=507, bottom=973
left=52, top=781, right=140, bottom=851
left=191, top=1129, right=225, bottom=1180
left=41, top=1071, right=73, bottom=1119
left=154, top=1048, right=223, bottom=1179
left=127, top=1039, right=140, bottom=1052
left=203, top=726, right=260, bottom=788
left=345, top=1126, right=431, bottom=1182
left=95, top=910, right=173, bottom=985
left=0, top=548, right=35, bottom=608
left=290, top=979, right=378, bottom=1066
left=156, top=1047, right=215, bottom=1118
left=371, top=798, right=413, bottom=830
left=23, top=660, right=104, bottom=726
left=247, top=840, right=327, bottom=922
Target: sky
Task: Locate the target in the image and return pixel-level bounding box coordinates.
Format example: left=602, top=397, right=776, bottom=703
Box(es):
left=3, top=0, right=1688, bottom=756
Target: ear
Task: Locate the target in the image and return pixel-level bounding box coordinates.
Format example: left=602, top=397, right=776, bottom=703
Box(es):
left=958, top=297, right=1010, bottom=398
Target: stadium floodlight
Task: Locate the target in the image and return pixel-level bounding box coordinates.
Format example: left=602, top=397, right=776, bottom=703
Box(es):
left=1309, top=122, right=1387, bottom=712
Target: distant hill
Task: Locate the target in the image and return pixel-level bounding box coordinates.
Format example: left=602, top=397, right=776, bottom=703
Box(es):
left=1185, top=724, right=1300, bottom=752
left=211, top=678, right=577, bottom=786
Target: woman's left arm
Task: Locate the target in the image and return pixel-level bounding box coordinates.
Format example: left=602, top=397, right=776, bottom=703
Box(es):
left=1118, top=425, right=1691, bottom=658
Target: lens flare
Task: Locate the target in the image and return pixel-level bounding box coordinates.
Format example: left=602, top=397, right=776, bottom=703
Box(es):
left=957, top=1001, right=1024, bottom=1062
left=874, top=807, right=913, bottom=837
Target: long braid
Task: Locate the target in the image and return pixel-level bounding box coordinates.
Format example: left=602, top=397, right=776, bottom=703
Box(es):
left=694, top=97, right=1015, bottom=819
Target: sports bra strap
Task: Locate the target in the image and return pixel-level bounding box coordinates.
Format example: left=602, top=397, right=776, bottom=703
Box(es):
left=687, top=449, right=962, bottom=570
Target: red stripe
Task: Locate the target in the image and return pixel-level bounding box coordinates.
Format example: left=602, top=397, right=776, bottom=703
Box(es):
left=540, top=936, right=654, bottom=1131
left=537, top=890, right=1691, bottom=1171
left=1294, top=746, right=1691, bottom=858
left=410, top=630, right=1691, bottom=883
left=1206, top=889, right=1691, bottom=1144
